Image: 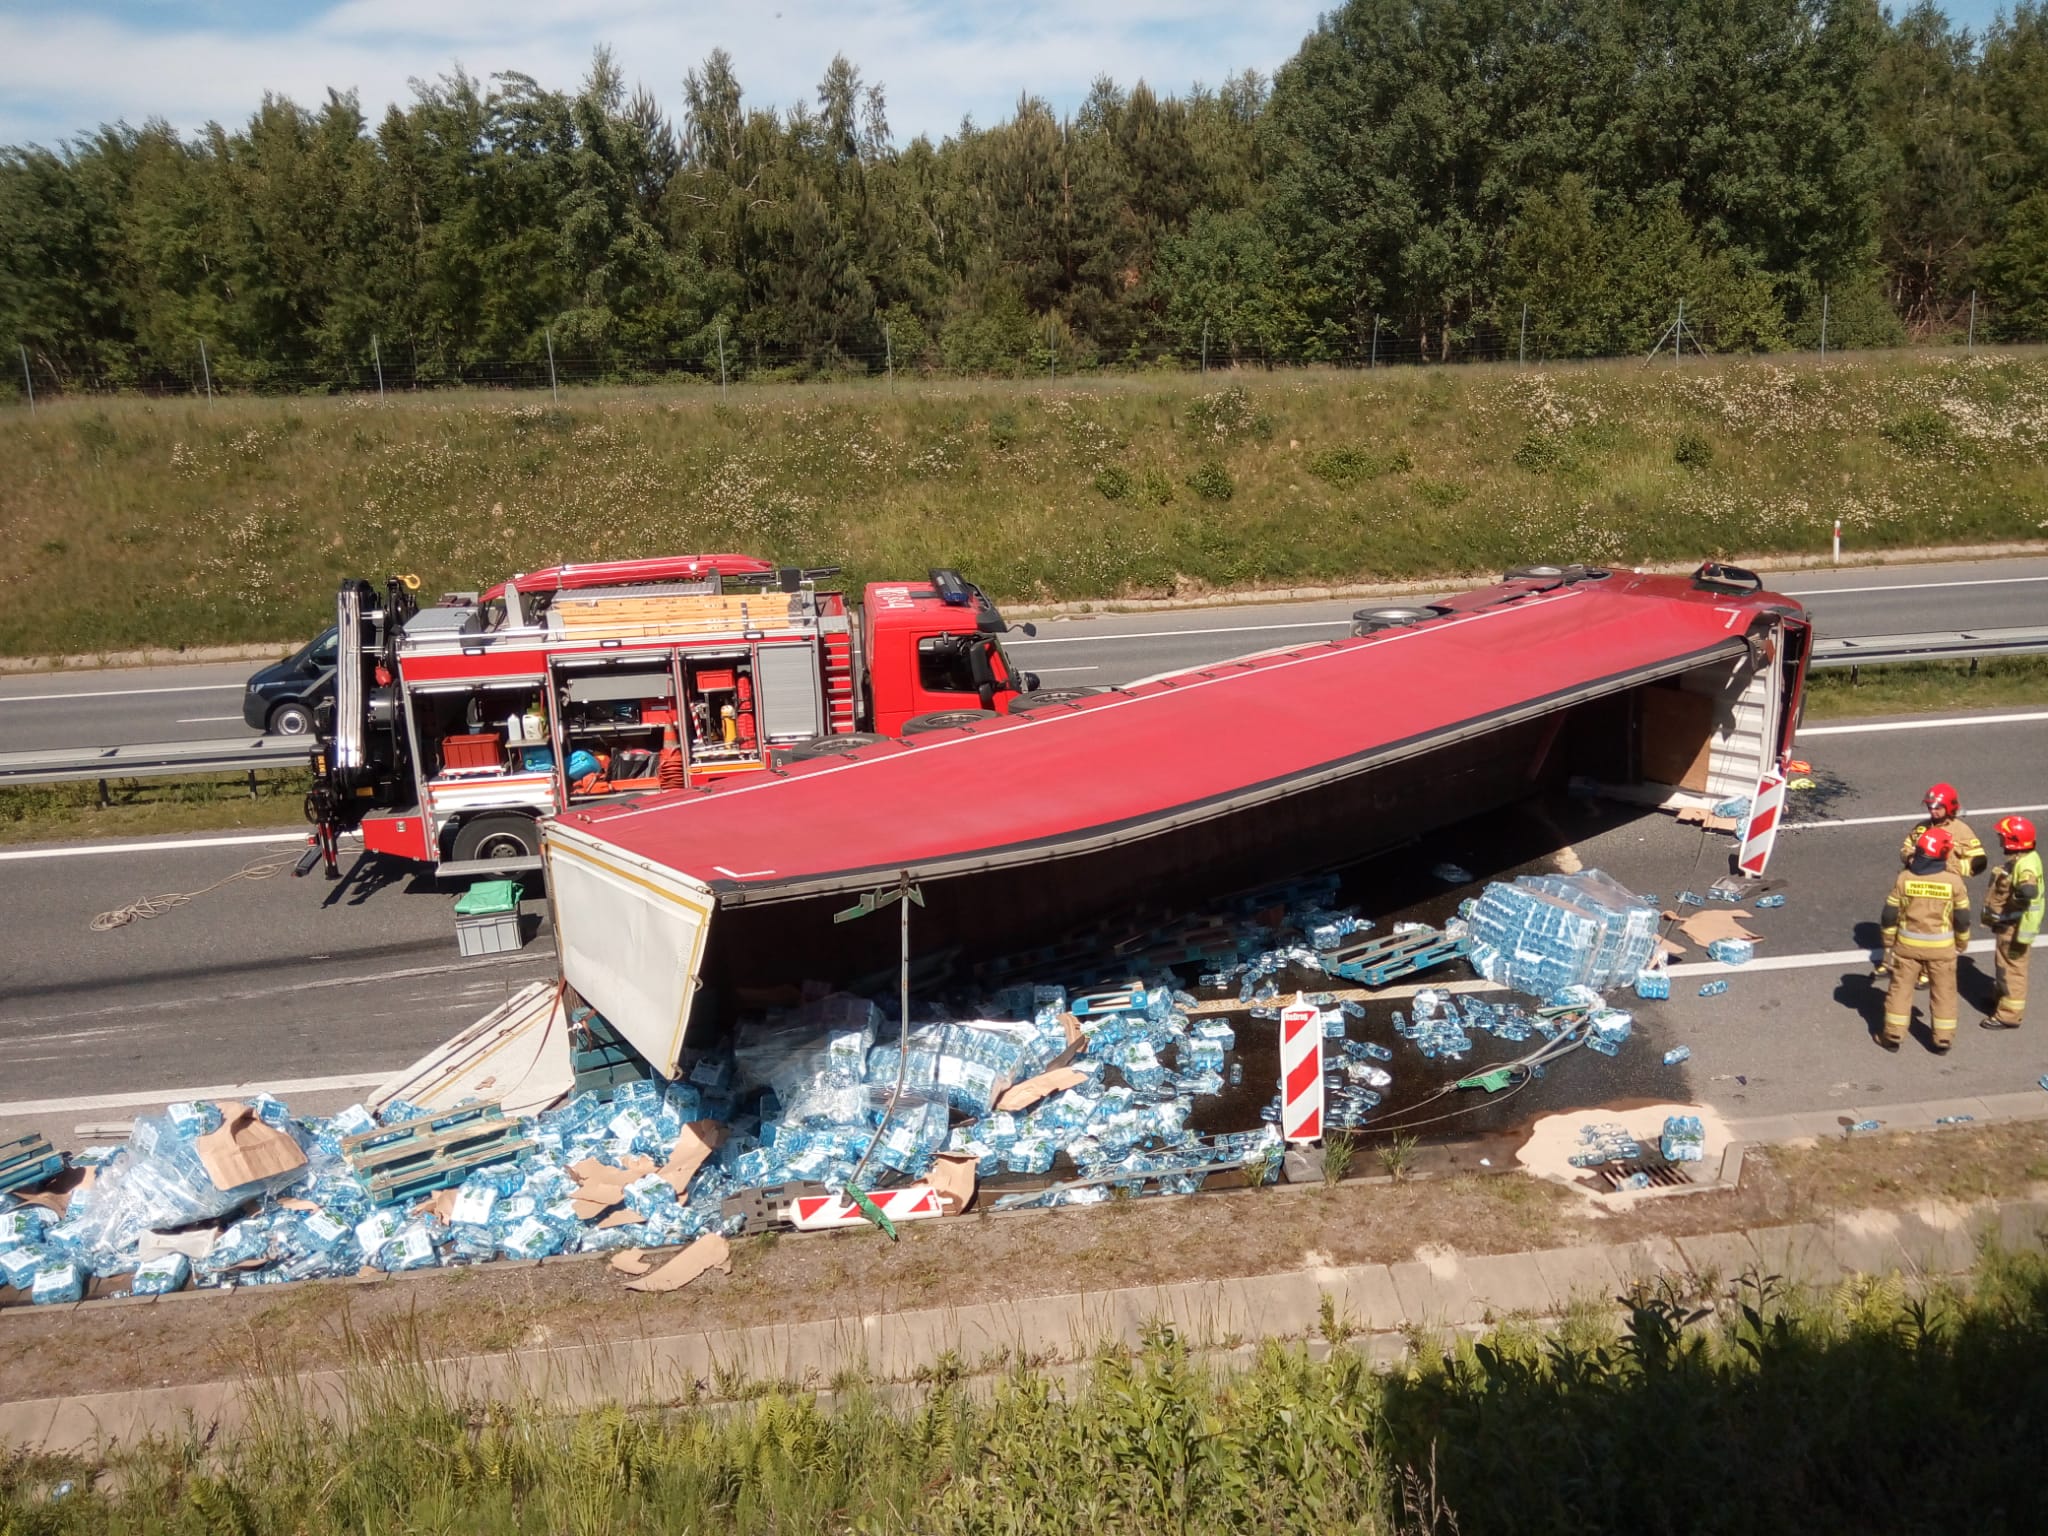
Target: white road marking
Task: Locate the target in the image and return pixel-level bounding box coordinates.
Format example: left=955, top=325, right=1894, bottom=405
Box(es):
left=0, top=830, right=313, bottom=862
left=0, top=683, right=242, bottom=705
left=0, top=1071, right=393, bottom=1119
left=1800, top=710, right=2048, bottom=737
left=1786, top=801, right=2048, bottom=831
left=1031, top=666, right=1101, bottom=674
left=1781, top=574, right=2048, bottom=597
left=1007, top=618, right=1350, bottom=647
left=176, top=714, right=246, bottom=724
left=1667, top=938, right=1994, bottom=979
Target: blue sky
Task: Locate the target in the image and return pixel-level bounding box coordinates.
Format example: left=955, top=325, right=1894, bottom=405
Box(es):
left=0, top=1, right=2021, bottom=149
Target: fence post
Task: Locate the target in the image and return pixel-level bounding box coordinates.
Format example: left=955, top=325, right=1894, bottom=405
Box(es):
left=1819, top=289, right=1828, bottom=359
left=1370, top=314, right=1379, bottom=369
left=716, top=321, right=728, bottom=399
left=372, top=333, right=386, bottom=402
left=1967, top=289, right=1977, bottom=353
left=545, top=328, right=559, bottom=404
left=18, top=344, right=32, bottom=415
left=198, top=338, right=214, bottom=403
left=1048, top=317, right=1056, bottom=381
left=1674, top=299, right=1684, bottom=366
left=884, top=322, right=894, bottom=392
left=1201, top=320, right=1209, bottom=376
left=1519, top=303, right=1528, bottom=368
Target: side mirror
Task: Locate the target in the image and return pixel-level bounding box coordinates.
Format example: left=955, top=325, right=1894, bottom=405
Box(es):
left=1013, top=622, right=1038, bottom=637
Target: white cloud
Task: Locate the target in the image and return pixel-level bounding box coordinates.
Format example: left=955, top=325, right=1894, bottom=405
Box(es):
left=0, top=0, right=1325, bottom=147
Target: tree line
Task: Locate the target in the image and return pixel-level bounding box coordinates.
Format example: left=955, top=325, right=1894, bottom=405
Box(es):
left=4, top=0, right=2046, bottom=392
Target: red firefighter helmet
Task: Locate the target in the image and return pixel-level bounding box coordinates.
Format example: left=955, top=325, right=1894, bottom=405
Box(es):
left=1925, top=783, right=1961, bottom=819
left=1914, top=826, right=1955, bottom=863
left=1997, top=815, right=2037, bottom=854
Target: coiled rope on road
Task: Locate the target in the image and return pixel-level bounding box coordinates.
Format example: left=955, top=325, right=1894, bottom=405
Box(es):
left=90, top=849, right=301, bottom=931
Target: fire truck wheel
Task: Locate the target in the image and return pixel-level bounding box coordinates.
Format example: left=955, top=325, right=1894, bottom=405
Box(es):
left=1008, top=687, right=1107, bottom=711
left=451, top=814, right=540, bottom=864
left=268, top=701, right=314, bottom=736
left=781, top=732, right=890, bottom=760
left=900, top=709, right=999, bottom=736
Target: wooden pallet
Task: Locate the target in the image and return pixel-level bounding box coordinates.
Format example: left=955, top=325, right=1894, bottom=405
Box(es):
left=343, top=1103, right=529, bottom=1205
left=0, top=1133, right=61, bottom=1196
left=1324, top=927, right=1468, bottom=987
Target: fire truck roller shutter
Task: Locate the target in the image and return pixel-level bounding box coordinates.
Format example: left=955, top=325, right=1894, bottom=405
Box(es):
left=754, top=644, right=826, bottom=741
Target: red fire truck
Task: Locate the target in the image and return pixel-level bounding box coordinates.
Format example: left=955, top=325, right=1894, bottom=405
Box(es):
left=303, top=554, right=1043, bottom=877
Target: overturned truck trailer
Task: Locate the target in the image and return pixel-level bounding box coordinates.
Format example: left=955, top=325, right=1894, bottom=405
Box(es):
left=541, top=564, right=1811, bottom=1077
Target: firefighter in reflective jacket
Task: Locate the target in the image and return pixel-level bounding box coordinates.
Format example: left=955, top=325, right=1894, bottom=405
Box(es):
left=1878, top=826, right=1973, bottom=1053
left=1980, top=815, right=2042, bottom=1030
left=1900, top=782, right=1987, bottom=877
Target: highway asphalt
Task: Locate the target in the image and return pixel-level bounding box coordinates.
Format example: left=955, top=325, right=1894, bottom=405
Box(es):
left=0, top=556, right=2043, bottom=1151
left=2, top=554, right=2044, bottom=754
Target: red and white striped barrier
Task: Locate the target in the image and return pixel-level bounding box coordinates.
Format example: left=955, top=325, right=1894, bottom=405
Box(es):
left=1738, top=770, right=1786, bottom=876
left=788, top=1185, right=944, bottom=1231
left=1279, top=995, right=1324, bottom=1143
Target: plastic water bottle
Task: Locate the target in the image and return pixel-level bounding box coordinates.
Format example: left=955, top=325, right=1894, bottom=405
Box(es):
left=1662, top=1045, right=1691, bottom=1065
left=1848, top=1119, right=1881, bottom=1134
left=1698, top=980, right=1728, bottom=997
left=1677, top=891, right=1704, bottom=907
left=1756, top=893, right=1786, bottom=909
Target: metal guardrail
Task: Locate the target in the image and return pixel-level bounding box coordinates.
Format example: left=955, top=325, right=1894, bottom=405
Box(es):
left=0, top=734, right=308, bottom=787
left=3, top=625, right=2041, bottom=787
left=1810, top=625, right=2048, bottom=673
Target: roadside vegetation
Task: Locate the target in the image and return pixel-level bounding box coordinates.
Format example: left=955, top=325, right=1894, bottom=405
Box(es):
left=1801, top=655, right=2048, bottom=720
left=0, top=770, right=309, bottom=846
left=9, top=1240, right=2048, bottom=1534
left=5, top=353, right=2048, bottom=657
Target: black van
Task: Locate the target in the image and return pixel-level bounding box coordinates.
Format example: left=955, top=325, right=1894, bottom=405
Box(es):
left=241, top=626, right=337, bottom=735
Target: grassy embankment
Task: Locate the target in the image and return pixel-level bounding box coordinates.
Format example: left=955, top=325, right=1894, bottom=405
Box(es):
left=8, top=1237, right=2048, bottom=1532
left=5, top=351, right=2048, bottom=658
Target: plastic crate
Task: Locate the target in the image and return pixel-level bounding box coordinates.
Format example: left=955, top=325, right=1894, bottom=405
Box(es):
left=519, top=744, right=555, bottom=772
left=441, top=732, right=504, bottom=771
left=454, top=880, right=523, bottom=956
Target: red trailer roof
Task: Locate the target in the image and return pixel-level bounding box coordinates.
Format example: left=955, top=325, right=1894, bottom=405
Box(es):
left=555, top=571, right=1797, bottom=902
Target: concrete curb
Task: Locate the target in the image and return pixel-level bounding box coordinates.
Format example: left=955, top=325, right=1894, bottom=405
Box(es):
left=6, top=1190, right=2044, bottom=1455
left=0, top=643, right=291, bottom=675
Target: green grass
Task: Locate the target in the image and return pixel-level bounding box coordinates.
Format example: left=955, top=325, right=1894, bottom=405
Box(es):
left=11, top=1249, right=2048, bottom=1534
left=0, top=769, right=310, bottom=845
left=1802, top=655, right=2048, bottom=719
left=6, top=351, right=2048, bottom=656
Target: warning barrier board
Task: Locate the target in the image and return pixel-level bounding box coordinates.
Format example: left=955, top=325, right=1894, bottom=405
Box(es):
left=788, top=1185, right=944, bottom=1230
left=1279, top=995, right=1324, bottom=1143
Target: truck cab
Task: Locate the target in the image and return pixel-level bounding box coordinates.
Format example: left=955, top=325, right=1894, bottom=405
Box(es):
left=863, top=569, right=1036, bottom=735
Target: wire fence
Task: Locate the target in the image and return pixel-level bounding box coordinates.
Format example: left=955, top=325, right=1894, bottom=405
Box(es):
left=6, top=301, right=2033, bottom=408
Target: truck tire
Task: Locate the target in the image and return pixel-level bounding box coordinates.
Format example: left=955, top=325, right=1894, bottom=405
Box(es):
left=1350, top=606, right=1434, bottom=637
left=782, top=732, right=890, bottom=761
left=450, top=814, right=540, bottom=864
left=268, top=700, right=314, bottom=736
left=1009, top=687, right=1107, bottom=712
left=901, top=709, right=999, bottom=736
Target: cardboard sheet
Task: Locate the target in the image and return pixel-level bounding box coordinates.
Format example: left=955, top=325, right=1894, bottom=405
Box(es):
left=609, top=1248, right=652, bottom=1276
left=195, top=1102, right=306, bottom=1191
left=995, top=1068, right=1088, bottom=1113
left=658, top=1121, right=727, bottom=1196
left=1674, top=909, right=1762, bottom=947
left=624, top=1232, right=731, bottom=1293
left=927, top=1152, right=978, bottom=1216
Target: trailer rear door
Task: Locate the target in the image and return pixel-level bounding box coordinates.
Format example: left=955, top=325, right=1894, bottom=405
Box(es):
left=544, top=821, right=717, bottom=1076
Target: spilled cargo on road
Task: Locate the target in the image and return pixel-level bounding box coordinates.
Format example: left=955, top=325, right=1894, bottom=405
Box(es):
left=541, top=563, right=1811, bottom=1077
